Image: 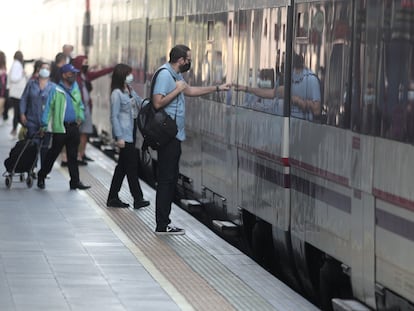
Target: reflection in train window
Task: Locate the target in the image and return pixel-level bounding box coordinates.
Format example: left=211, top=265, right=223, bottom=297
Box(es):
left=236, top=7, right=287, bottom=116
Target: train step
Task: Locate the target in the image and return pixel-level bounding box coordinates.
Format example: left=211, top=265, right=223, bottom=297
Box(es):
left=212, top=220, right=239, bottom=237
left=180, top=199, right=203, bottom=213
left=332, top=299, right=370, bottom=311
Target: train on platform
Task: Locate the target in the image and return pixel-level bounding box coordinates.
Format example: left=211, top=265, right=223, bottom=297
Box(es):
left=23, top=0, right=414, bottom=310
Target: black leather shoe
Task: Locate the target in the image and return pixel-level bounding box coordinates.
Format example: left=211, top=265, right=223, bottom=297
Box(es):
left=37, top=177, right=45, bottom=189
left=83, top=155, right=94, bottom=162
left=107, top=198, right=129, bottom=208
left=70, top=182, right=91, bottom=190
left=134, top=199, right=150, bottom=209
left=61, top=161, right=68, bottom=167
left=77, top=159, right=88, bottom=166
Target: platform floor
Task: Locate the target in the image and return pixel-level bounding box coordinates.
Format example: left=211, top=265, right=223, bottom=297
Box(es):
left=0, top=121, right=320, bottom=311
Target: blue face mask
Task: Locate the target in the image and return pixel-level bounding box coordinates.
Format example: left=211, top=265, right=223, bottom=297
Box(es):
left=39, top=68, right=50, bottom=78
left=125, top=74, right=134, bottom=84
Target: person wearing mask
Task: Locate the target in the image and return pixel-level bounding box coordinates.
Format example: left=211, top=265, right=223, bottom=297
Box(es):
left=0, top=51, right=7, bottom=126
left=30, top=60, right=43, bottom=80
left=37, top=63, right=90, bottom=191
left=7, top=51, right=27, bottom=138
left=106, top=63, right=150, bottom=209
left=152, top=45, right=230, bottom=235
left=20, top=62, right=55, bottom=168
left=72, top=55, right=113, bottom=164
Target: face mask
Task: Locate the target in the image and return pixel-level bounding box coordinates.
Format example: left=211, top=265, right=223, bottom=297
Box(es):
left=125, top=74, right=134, bottom=84
left=179, top=61, right=191, bottom=73
left=82, top=65, right=89, bottom=73
left=65, top=75, right=76, bottom=84
left=39, top=68, right=50, bottom=78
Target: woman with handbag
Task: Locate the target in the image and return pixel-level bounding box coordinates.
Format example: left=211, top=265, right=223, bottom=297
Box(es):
left=107, top=63, right=150, bottom=209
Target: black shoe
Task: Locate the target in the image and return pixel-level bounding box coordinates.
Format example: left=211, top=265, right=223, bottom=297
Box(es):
left=83, top=155, right=94, bottom=162
left=70, top=182, right=91, bottom=190
left=37, top=176, right=45, bottom=189
left=107, top=198, right=129, bottom=208
left=61, top=161, right=68, bottom=167
left=134, top=199, right=150, bottom=209
left=155, top=225, right=185, bottom=235
left=77, top=159, right=88, bottom=166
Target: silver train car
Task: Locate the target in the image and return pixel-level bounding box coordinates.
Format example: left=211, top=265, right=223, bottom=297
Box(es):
left=24, top=0, right=414, bottom=310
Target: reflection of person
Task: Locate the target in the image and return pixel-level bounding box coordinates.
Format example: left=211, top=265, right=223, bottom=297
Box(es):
left=235, top=53, right=321, bottom=121
left=107, top=63, right=150, bottom=209
left=72, top=55, right=113, bottom=164
left=37, top=64, right=90, bottom=191
left=20, top=62, right=55, bottom=167
left=152, top=44, right=230, bottom=235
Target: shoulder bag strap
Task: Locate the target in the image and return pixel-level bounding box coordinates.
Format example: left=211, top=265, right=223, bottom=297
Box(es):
left=150, top=67, right=178, bottom=119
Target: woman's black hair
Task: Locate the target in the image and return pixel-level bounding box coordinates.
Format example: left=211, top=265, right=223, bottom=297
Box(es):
left=111, top=63, right=132, bottom=93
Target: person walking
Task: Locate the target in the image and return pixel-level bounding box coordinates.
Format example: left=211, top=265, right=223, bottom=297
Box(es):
left=20, top=62, right=55, bottom=168
left=7, top=51, right=27, bottom=138
left=152, top=45, right=230, bottom=235
left=72, top=55, right=113, bottom=164
left=107, top=63, right=150, bottom=209
left=0, top=51, right=7, bottom=126
left=37, top=63, right=90, bottom=190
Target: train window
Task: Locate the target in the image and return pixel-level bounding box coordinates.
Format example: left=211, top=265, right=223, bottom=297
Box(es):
left=207, top=20, right=214, bottom=41
left=374, top=1, right=414, bottom=142
left=292, top=2, right=352, bottom=126
left=199, top=13, right=228, bottom=103
left=235, top=8, right=287, bottom=116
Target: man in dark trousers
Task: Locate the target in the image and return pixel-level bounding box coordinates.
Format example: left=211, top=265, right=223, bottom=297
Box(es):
left=152, top=45, right=230, bottom=235
left=37, top=63, right=90, bottom=190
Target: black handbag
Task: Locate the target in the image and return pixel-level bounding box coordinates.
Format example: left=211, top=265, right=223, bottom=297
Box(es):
left=137, top=68, right=178, bottom=150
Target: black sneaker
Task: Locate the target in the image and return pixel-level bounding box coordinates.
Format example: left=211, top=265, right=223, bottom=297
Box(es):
left=107, top=198, right=129, bottom=208
left=155, top=225, right=185, bottom=235
left=133, top=199, right=150, bottom=209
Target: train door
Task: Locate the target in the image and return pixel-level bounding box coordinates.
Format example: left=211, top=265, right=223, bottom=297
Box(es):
left=371, top=1, right=414, bottom=309
left=289, top=0, right=363, bottom=307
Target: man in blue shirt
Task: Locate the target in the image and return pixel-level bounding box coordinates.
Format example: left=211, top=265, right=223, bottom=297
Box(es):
left=152, top=45, right=230, bottom=235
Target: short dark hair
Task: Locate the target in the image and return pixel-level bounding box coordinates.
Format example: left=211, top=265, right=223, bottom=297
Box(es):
left=293, top=53, right=304, bottom=69
left=111, top=63, right=132, bottom=93
left=55, top=52, right=65, bottom=64
left=169, top=45, right=190, bottom=63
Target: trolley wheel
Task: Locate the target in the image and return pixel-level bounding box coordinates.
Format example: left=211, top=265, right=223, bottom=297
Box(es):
left=26, top=176, right=33, bottom=188
left=5, top=176, right=12, bottom=189
left=20, top=173, right=25, bottom=182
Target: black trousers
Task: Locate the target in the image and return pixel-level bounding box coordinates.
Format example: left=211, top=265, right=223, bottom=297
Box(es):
left=155, top=138, right=181, bottom=230
left=38, top=124, right=80, bottom=187
left=7, top=97, right=20, bottom=131
left=108, top=142, right=144, bottom=202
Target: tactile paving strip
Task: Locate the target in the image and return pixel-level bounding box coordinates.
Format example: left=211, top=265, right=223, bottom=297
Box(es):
left=80, top=168, right=277, bottom=311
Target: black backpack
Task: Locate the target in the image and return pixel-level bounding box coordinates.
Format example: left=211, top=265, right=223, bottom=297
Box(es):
left=137, top=68, right=178, bottom=150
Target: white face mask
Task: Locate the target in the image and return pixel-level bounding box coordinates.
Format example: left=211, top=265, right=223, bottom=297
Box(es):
left=125, top=74, right=134, bottom=84
left=39, top=68, right=50, bottom=78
